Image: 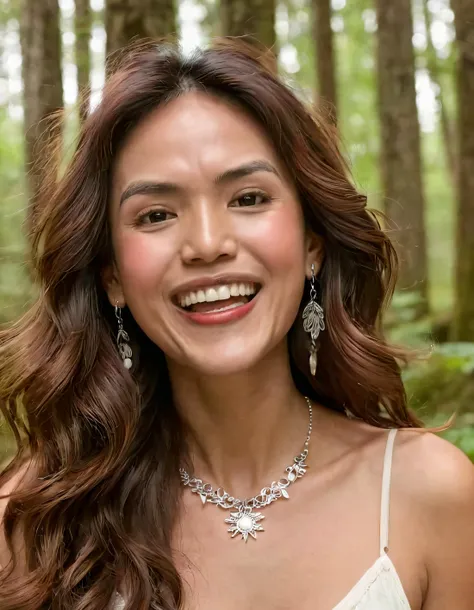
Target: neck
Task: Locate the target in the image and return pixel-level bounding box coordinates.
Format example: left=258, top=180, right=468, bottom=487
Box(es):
left=168, top=342, right=311, bottom=499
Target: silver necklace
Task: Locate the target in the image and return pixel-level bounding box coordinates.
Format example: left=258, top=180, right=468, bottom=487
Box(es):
left=179, top=397, right=313, bottom=542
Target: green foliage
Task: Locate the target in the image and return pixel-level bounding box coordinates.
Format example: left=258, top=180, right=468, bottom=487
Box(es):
left=0, top=418, right=16, bottom=466
left=423, top=129, right=455, bottom=314
left=386, top=291, right=432, bottom=345
left=336, top=1, right=380, bottom=204
left=404, top=343, right=474, bottom=414
left=403, top=343, right=474, bottom=460
left=0, top=109, right=32, bottom=323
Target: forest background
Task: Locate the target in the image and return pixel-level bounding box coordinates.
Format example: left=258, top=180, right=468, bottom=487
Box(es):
left=0, top=0, right=473, bottom=461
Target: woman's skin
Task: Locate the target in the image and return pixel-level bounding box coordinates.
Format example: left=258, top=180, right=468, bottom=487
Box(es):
left=2, top=91, right=474, bottom=609
left=102, top=91, right=474, bottom=609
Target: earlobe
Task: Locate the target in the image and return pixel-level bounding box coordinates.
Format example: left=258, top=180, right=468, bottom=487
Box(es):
left=305, top=233, right=325, bottom=279
left=101, top=264, right=125, bottom=308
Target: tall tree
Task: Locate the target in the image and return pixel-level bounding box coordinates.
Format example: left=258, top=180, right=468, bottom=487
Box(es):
left=105, top=0, right=178, bottom=58
left=220, top=0, right=276, bottom=52
left=312, top=0, right=337, bottom=122
left=19, top=0, right=63, bottom=225
left=74, top=0, right=92, bottom=124
left=451, top=0, right=474, bottom=340
left=422, top=0, right=457, bottom=184
left=375, top=0, right=429, bottom=313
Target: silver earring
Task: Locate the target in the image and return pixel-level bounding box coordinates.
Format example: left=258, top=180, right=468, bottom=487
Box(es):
left=302, top=264, right=325, bottom=376
left=115, top=304, right=133, bottom=369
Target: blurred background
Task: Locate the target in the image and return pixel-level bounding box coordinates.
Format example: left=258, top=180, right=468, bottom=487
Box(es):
left=0, top=0, right=473, bottom=460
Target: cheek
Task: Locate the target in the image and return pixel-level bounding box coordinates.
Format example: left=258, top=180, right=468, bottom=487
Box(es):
left=246, top=204, right=307, bottom=273
left=243, top=203, right=307, bottom=335
left=113, top=230, right=172, bottom=298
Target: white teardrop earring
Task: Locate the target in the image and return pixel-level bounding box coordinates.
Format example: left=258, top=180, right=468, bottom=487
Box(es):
left=302, top=264, right=325, bottom=376
left=115, top=304, right=133, bottom=370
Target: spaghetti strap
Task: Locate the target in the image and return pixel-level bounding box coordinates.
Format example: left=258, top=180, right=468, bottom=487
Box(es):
left=380, top=428, right=398, bottom=556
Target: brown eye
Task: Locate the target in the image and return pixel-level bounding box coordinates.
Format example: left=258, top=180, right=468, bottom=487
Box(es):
left=136, top=210, right=174, bottom=225
left=231, top=192, right=272, bottom=207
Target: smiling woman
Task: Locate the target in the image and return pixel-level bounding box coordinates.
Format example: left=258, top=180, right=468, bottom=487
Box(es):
left=1, top=39, right=474, bottom=610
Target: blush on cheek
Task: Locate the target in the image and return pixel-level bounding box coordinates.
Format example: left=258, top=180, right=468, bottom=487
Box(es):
left=249, top=206, right=307, bottom=273
left=115, top=231, right=172, bottom=296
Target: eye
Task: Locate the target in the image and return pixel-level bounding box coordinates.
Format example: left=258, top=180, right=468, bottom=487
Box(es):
left=230, top=191, right=273, bottom=208
left=135, top=209, right=176, bottom=225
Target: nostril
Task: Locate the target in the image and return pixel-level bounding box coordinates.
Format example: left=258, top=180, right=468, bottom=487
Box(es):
left=180, top=233, right=238, bottom=266
left=187, top=252, right=235, bottom=265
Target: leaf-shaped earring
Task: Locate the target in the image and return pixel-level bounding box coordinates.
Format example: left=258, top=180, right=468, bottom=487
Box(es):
left=302, top=263, right=325, bottom=376
left=115, top=304, right=133, bottom=369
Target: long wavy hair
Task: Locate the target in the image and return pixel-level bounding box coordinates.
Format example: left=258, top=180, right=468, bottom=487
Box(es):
left=0, top=39, right=423, bottom=609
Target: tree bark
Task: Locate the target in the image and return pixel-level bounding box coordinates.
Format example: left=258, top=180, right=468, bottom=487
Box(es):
left=312, top=0, right=337, bottom=123
left=422, top=0, right=457, bottom=184
left=375, top=0, right=429, bottom=314
left=19, top=0, right=63, bottom=227
left=451, top=0, right=474, bottom=340
left=105, top=0, right=178, bottom=58
left=220, top=0, right=276, bottom=52
left=74, top=0, right=92, bottom=124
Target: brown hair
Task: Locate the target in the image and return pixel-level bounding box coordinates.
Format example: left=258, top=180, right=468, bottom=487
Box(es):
left=0, top=38, right=422, bottom=609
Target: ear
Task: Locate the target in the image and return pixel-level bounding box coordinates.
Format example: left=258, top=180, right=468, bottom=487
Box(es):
left=304, top=232, right=325, bottom=279
left=101, top=263, right=126, bottom=308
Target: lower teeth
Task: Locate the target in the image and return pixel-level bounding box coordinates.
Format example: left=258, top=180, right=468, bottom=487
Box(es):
left=186, top=298, right=250, bottom=313
left=206, top=302, right=245, bottom=313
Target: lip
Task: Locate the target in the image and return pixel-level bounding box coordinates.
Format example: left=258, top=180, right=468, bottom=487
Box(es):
left=176, top=288, right=260, bottom=325
left=170, top=273, right=263, bottom=300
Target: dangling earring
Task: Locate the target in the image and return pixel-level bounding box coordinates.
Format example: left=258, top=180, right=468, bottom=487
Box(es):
left=302, top=263, right=325, bottom=376
left=115, top=303, right=133, bottom=369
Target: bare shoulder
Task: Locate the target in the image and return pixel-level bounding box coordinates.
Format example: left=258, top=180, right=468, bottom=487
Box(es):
left=318, top=408, right=474, bottom=503
left=328, top=414, right=474, bottom=539
left=394, top=429, right=474, bottom=608
left=393, top=429, right=474, bottom=507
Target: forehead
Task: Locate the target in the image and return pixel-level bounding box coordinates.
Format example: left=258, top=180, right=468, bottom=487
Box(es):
left=112, top=92, right=283, bottom=186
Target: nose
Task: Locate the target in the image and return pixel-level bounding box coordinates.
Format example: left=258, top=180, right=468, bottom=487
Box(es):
left=180, top=200, right=238, bottom=265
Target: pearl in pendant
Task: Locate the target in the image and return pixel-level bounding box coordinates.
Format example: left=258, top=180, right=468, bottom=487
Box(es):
left=237, top=515, right=253, bottom=532
left=123, top=358, right=132, bottom=369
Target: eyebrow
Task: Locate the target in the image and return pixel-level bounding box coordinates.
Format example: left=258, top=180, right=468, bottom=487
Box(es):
left=119, top=160, right=280, bottom=206
left=214, top=159, right=280, bottom=185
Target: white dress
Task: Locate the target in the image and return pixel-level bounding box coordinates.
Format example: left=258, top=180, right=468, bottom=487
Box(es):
left=114, top=429, right=411, bottom=610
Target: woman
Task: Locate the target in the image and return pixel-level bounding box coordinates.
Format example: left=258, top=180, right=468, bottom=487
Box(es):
left=1, top=39, right=473, bottom=610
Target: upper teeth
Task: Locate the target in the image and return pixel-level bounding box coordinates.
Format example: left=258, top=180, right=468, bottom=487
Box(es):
left=178, top=283, right=256, bottom=308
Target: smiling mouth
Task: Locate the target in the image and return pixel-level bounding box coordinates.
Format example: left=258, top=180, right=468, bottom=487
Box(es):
left=175, top=282, right=260, bottom=314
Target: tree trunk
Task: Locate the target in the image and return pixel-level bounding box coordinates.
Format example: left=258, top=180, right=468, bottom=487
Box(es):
left=75, top=0, right=91, bottom=124
left=375, top=0, right=429, bottom=314
left=422, top=0, right=457, bottom=184
left=220, top=0, right=276, bottom=53
left=19, top=0, right=63, bottom=228
left=105, top=0, right=178, bottom=58
left=312, top=0, right=337, bottom=123
left=451, top=0, right=474, bottom=340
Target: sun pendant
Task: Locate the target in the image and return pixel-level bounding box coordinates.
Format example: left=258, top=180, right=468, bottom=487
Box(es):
left=225, top=509, right=265, bottom=542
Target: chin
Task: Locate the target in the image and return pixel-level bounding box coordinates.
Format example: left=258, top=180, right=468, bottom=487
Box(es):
left=184, top=343, right=269, bottom=377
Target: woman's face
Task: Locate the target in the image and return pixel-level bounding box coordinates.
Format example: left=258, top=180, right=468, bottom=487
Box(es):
left=105, top=92, right=321, bottom=375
